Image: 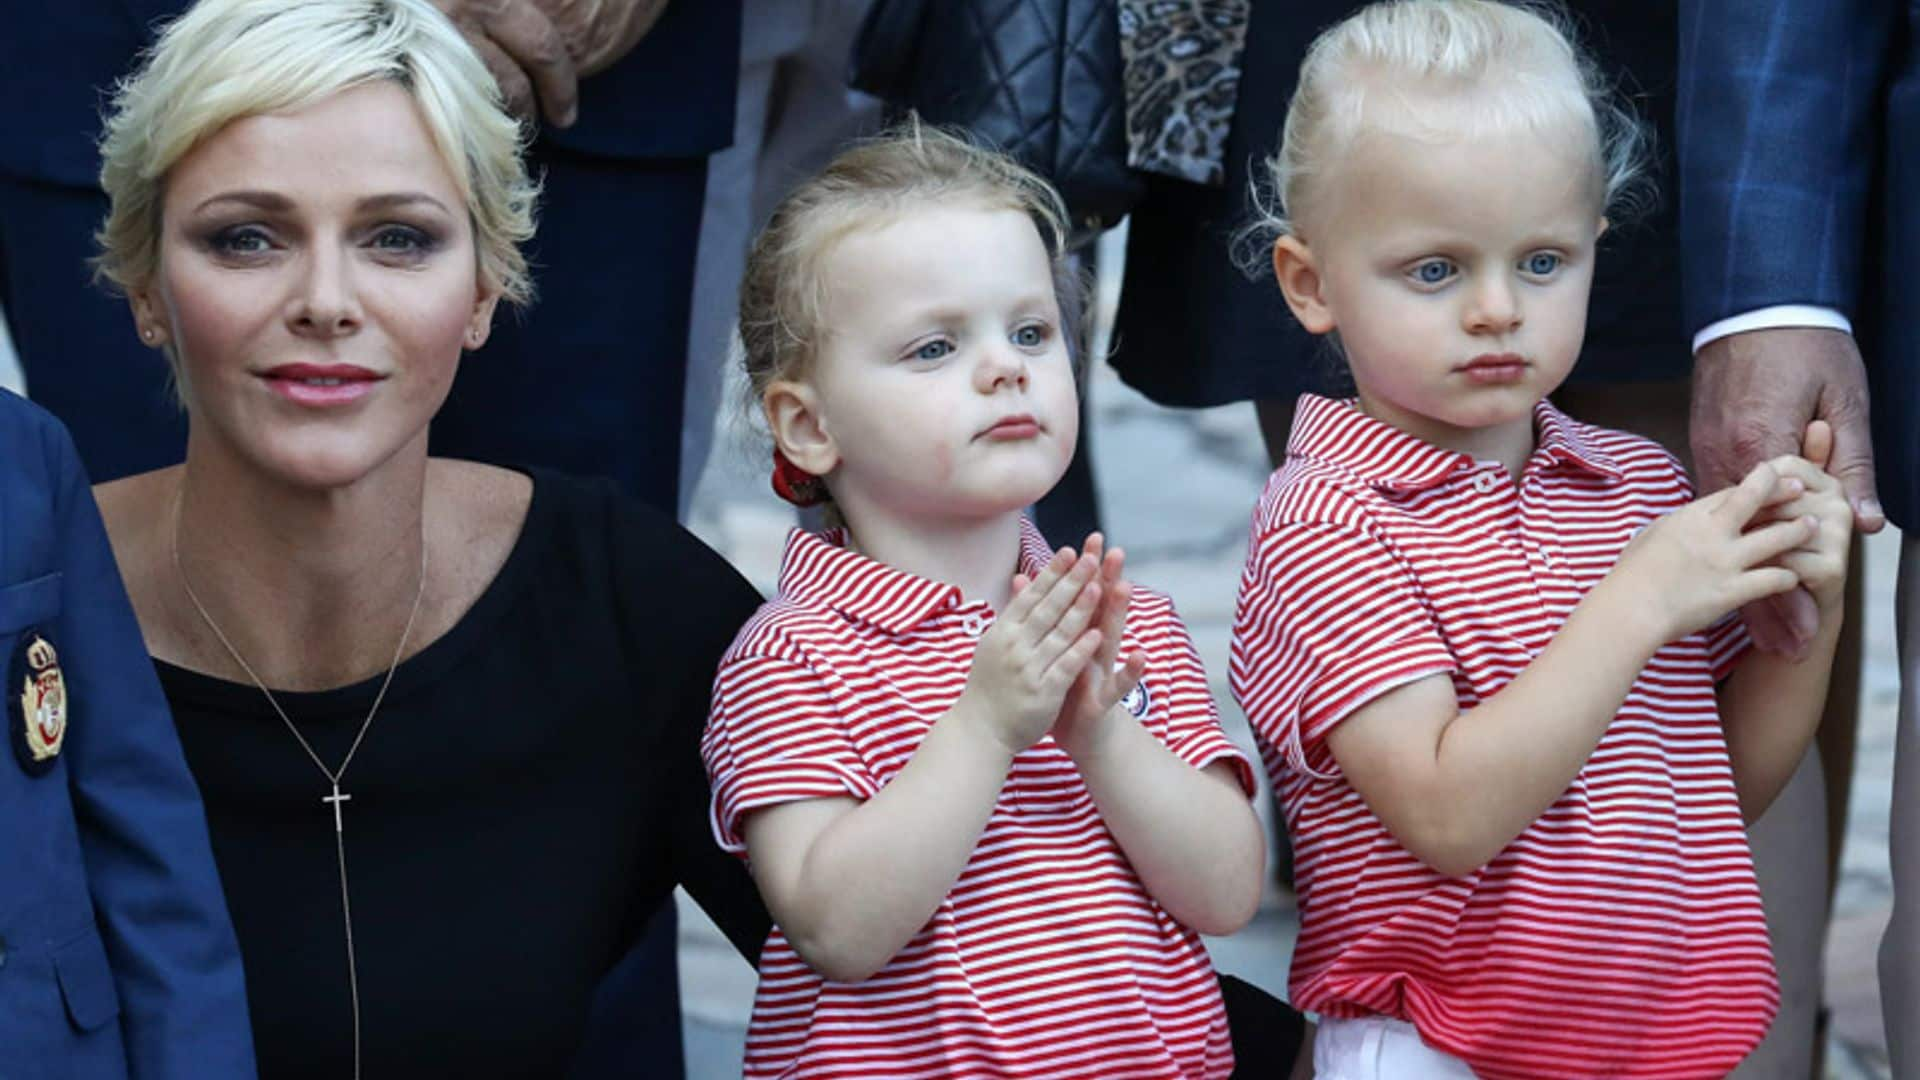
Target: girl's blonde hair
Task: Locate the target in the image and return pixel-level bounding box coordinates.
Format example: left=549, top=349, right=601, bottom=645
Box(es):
left=737, top=120, right=1085, bottom=412
left=94, top=0, right=538, bottom=306
left=1244, top=0, right=1651, bottom=253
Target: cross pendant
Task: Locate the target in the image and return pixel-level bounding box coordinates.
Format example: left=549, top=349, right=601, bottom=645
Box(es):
left=323, top=783, right=352, bottom=833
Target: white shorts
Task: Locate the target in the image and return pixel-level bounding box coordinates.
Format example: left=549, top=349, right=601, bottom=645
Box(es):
left=1313, top=1015, right=1478, bottom=1079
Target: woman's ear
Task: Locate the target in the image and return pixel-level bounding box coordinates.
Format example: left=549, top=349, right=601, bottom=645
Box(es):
left=763, top=379, right=838, bottom=478
left=465, top=283, right=503, bottom=350
left=1272, top=235, right=1337, bottom=335
left=128, top=286, right=171, bottom=349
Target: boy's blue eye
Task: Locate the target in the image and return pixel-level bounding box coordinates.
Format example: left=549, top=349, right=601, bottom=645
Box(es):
left=1411, top=259, right=1455, bottom=285
left=1012, top=324, right=1046, bottom=347
left=914, top=340, right=953, bottom=361
left=1524, top=252, right=1561, bottom=275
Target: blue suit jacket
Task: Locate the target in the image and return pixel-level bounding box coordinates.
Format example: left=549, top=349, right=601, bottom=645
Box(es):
left=1677, top=0, right=1920, bottom=528
left=0, top=390, right=254, bottom=1079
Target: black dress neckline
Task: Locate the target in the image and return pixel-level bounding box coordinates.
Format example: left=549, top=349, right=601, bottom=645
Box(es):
left=154, top=467, right=551, bottom=722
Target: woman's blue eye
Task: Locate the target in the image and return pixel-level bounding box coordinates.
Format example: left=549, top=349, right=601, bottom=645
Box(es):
left=1411, top=259, right=1454, bottom=285
left=1524, top=252, right=1561, bottom=276
left=1012, top=324, right=1046, bottom=347
left=211, top=226, right=272, bottom=255
left=371, top=226, right=434, bottom=254
left=914, top=340, right=953, bottom=361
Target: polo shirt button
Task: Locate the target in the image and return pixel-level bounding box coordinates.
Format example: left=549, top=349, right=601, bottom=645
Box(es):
left=1472, top=473, right=1497, bottom=494
left=961, top=614, right=986, bottom=637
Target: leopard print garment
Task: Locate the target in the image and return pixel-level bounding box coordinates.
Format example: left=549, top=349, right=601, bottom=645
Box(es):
left=1118, top=0, right=1251, bottom=186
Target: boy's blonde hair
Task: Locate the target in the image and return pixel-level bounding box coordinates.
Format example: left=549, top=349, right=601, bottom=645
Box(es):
left=737, top=119, right=1085, bottom=412
left=1246, top=0, right=1651, bottom=248
left=94, top=0, right=538, bottom=307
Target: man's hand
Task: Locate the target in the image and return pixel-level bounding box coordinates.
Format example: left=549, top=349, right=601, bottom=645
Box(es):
left=433, top=0, right=580, bottom=126
left=533, top=0, right=671, bottom=76
left=1691, top=326, right=1884, bottom=655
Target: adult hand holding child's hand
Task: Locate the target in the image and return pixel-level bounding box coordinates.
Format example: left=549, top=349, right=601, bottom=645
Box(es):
left=1692, top=328, right=1883, bottom=658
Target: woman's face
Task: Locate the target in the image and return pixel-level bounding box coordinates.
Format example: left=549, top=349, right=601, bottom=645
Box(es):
left=134, top=80, right=498, bottom=489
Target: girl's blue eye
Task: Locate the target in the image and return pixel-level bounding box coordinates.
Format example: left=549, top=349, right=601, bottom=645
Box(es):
left=1012, top=324, right=1046, bottom=347
left=1524, top=252, right=1561, bottom=276
left=914, top=340, right=953, bottom=361
left=1411, top=259, right=1454, bottom=285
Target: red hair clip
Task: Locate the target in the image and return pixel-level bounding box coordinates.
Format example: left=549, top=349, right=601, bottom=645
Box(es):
left=771, top=449, right=826, bottom=507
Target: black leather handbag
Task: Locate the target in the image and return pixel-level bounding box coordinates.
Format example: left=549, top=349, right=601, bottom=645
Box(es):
left=849, top=0, right=1143, bottom=236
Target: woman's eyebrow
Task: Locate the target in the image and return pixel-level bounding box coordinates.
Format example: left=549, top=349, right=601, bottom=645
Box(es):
left=189, top=191, right=451, bottom=214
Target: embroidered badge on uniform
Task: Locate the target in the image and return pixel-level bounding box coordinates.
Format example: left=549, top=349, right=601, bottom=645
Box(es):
left=1121, top=679, right=1151, bottom=719
left=10, top=631, right=68, bottom=776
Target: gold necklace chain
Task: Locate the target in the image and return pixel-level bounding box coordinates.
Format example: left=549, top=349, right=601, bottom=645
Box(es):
left=169, top=484, right=427, bottom=1080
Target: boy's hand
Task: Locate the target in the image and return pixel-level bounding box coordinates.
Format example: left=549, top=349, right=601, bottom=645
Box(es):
left=1754, top=421, right=1854, bottom=615
left=1044, top=534, right=1149, bottom=761
left=957, top=546, right=1105, bottom=757
left=1606, top=460, right=1813, bottom=647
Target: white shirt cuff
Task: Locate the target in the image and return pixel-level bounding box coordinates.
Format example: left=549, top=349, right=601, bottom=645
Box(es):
left=1691, top=305, right=1853, bottom=354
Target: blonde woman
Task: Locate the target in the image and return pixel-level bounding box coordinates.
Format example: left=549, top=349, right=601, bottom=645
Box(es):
left=87, top=2, right=768, bottom=1075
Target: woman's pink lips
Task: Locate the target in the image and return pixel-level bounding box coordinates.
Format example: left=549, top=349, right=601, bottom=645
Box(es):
left=258, top=363, right=384, bottom=406
left=1460, top=354, right=1529, bottom=385
left=981, top=415, right=1042, bottom=440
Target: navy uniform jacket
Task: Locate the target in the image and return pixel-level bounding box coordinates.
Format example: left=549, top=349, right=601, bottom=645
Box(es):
left=0, top=389, right=254, bottom=1079
left=1678, top=0, right=1920, bottom=530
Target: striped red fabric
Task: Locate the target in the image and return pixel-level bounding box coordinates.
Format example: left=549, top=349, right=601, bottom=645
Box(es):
left=704, top=520, right=1254, bottom=1078
left=1230, top=395, right=1778, bottom=1080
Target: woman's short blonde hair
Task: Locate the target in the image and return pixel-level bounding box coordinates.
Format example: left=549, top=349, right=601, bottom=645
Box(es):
left=1244, top=0, right=1651, bottom=250
left=94, top=0, right=538, bottom=306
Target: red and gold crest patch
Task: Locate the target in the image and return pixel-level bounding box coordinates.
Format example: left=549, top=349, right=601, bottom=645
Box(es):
left=11, top=632, right=67, bottom=776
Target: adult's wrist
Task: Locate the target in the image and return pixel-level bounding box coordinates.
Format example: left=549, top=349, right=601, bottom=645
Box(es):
left=1691, top=305, right=1851, bottom=355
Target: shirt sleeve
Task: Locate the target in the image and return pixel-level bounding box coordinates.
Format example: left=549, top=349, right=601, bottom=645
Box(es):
left=1146, top=598, right=1256, bottom=799
left=702, top=653, right=881, bottom=855
left=1230, top=521, right=1456, bottom=780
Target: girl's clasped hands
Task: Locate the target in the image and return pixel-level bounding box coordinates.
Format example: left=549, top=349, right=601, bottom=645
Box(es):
left=962, top=533, right=1149, bottom=759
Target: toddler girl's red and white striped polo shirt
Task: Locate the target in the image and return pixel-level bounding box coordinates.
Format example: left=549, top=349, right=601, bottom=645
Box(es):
left=1230, top=395, right=1779, bottom=1080
left=704, top=520, right=1255, bottom=1079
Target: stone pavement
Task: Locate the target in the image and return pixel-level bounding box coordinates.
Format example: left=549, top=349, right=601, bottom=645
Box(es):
left=676, top=344, right=1905, bottom=1078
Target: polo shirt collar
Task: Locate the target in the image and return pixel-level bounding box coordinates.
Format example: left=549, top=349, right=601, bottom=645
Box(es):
left=1533, top=399, right=1625, bottom=481
left=1286, top=393, right=1624, bottom=492
left=777, top=517, right=1057, bottom=634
